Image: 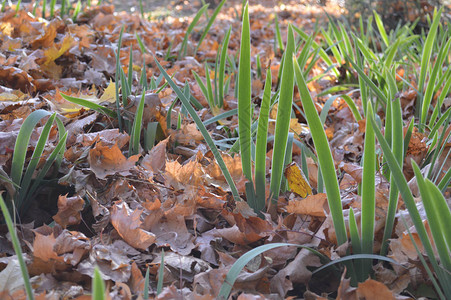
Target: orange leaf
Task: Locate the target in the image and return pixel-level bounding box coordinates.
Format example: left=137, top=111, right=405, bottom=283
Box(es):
left=88, top=142, right=139, bottom=179
left=53, top=194, right=84, bottom=228
left=357, top=279, right=395, bottom=300
left=286, top=193, right=327, bottom=217
left=110, top=201, right=156, bottom=251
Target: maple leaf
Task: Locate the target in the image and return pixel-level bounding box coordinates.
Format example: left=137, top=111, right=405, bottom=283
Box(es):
left=111, top=201, right=156, bottom=250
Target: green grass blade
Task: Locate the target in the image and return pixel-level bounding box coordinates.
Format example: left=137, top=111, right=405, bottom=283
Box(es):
left=417, top=7, right=443, bottom=123
left=25, top=132, right=68, bottom=214
left=403, top=118, right=414, bottom=159
left=413, top=163, right=451, bottom=271
left=238, top=3, right=252, bottom=182
left=17, top=114, right=57, bottom=209
left=369, top=115, right=441, bottom=275
left=218, top=243, right=325, bottom=299
left=321, top=28, right=343, bottom=65
left=341, top=94, right=362, bottom=121
left=115, top=26, right=125, bottom=132
left=143, top=267, right=149, bottom=299
left=49, top=0, right=56, bottom=18
left=144, top=122, right=158, bottom=152
left=60, top=93, right=117, bottom=118
left=373, top=11, right=389, bottom=47
left=139, top=0, right=144, bottom=18
left=205, top=64, right=215, bottom=109
left=93, top=267, right=106, bottom=300
left=157, top=249, right=165, bottom=295
left=0, top=195, right=35, bottom=300
left=274, top=14, right=284, bottom=51
left=353, top=34, right=377, bottom=64
left=347, top=55, right=388, bottom=106
left=218, top=27, right=232, bottom=107
left=195, top=0, right=226, bottom=55
left=11, top=110, right=53, bottom=187
left=383, top=38, right=401, bottom=69
left=312, top=253, right=399, bottom=275
left=381, top=97, right=403, bottom=255
left=178, top=4, right=209, bottom=59
left=72, top=0, right=81, bottom=22
left=42, top=0, right=46, bottom=18
left=293, top=58, right=347, bottom=245
left=422, top=37, right=451, bottom=127
left=128, top=47, right=133, bottom=89
left=203, top=109, right=238, bottom=126
left=430, top=72, right=451, bottom=127
left=438, top=167, right=451, bottom=192
left=254, top=69, right=272, bottom=211
left=292, top=25, right=339, bottom=77
left=129, top=91, right=146, bottom=156
left=402, top=215, right=448, bottom=300
left=360, top=103, right=376, bottom=277
left=192, top=70, right=212, bottom=107
left=319, top=95, right=339, bottom=125
left=349, top=208, right=363, bottom=282
left=355, top=47, right=368, bottom=115
left=154, top=57, right=240, bottom=202
left=269, top=25, right=295, bottom=201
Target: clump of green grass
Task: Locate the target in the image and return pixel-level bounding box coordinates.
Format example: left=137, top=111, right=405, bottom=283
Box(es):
left=3, top=110, right=67, bottom=217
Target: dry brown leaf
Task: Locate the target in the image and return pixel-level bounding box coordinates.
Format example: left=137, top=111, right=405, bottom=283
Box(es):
left=141, top=137, right=169, bottom=173
left=150, top=214, right=195, bottom=256
left=172, top=123, right=204, bottom=146
left=53, top=195, right=84, bottom=228
left=88, top=142, right=139, bottom=179
left=356, top=279, right=395, bottom=300
left=110, top=201, right=156, bottom=250
left=286, top=193, right=327, bottom=217
left=164, top=158, right=204, bottom=189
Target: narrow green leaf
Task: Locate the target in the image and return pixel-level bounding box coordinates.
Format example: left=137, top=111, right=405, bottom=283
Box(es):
left=422, top=37, right=451, bottom=126
left=413, top=162, right=451, bottom=271
left=238, top=2, right=252, bottom=182
left=293, top=58, right=347, bottom=245
left=341, top=94, right=362, bottom=121
left=369, top=115, right=441, bottom=278
left=254, top=69, right=272, bottom=211
left=373, top=11, right=389, bottom=47
left=417, top=7, right=443, bottom=123
left=143, top=267, right=149, bottom=299
left=0, top=195, right=35, bottom=300
left=195, top=0, right=227, bottom=55
left=360, top=103, right=376, bottom=277
left=178, top=5, right=209, bottom=59
left=203, top=108, right=238, bottom=126
left=157, top=249, right=165, bottom=295
left=92, top=267, right=106, bottom=300
left=218, top=27, right=232, bottom=107
left=60, top=93, right=117, bottom=118
left=129, top=91, right=146, bottom=155
left=218, top=243, right=325, bottom=299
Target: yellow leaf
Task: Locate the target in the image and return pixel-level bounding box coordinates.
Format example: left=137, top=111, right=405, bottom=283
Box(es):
left=44, top=35, right=75, bottom=64
left=284, top=162, right=312, bottom=198
left=99, top=79, right=116, bottom=103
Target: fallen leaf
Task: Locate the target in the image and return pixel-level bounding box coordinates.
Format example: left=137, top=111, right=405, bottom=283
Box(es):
left=356, top=278, right=395, bottom=300
left=285, top=162, right=312, bottom=198
left=110, top=201, right=156, bottom=250
left=286, top=193, right=327, bottom=217
left=88, top=142, right=139, bottom=179
left=53, top=194, right=85, bottom=228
